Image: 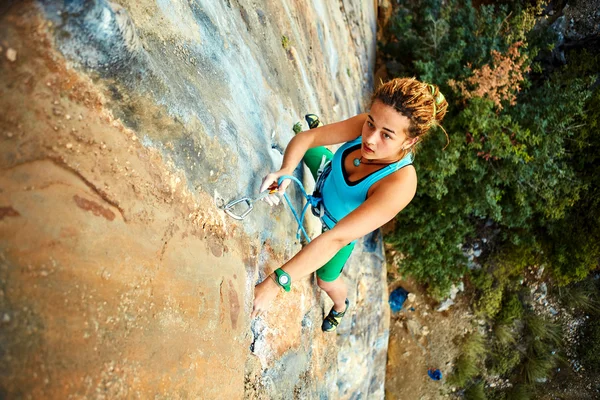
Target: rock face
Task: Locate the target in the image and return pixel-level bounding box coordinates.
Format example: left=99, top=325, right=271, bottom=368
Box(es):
left=0, top=1, right=386, bottom=398
left=541, top=0, right=600, bottom=65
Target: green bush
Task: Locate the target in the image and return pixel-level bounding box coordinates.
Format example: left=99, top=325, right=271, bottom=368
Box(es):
left=487, top=291, right=524, bottom=376
left=475, top=284, right=504, bottom=319
left=489, top=343, right=521, bottom=376
left=449, top=331, right=487, bottom=387
left=470, top=248, right=534, bottom=320
left=525, top=314, right=562, bottom=345
left=578, top=312, right=600, bottom=373
left=568, top=274, right=600, bottom=373
left=471, top=263, right=526, bottom=321
left=555, top=278, right=600, bottom=315
left=496, top=293, right=524, bottom=325
left=451, top=353, right=481, bottom=388
left=521, top=347, right=556, bottom=384
left=465, top=380, right=487, bottom=400
left=541, top=80, right=600, bottom=286
left=505, top=384, right=532, bottom=400
left=292, top=121, right=302, bottom=134
left=515, top=313, right=563, bottom=384
left=382, top=0, right=599, bottom=295
left=493, top=323, right=517, bottom=347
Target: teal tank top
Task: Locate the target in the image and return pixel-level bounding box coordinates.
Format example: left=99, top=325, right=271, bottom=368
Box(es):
left=318, top=136, right=414, bottom=229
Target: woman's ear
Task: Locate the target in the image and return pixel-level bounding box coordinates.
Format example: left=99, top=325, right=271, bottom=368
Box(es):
left=404, top=137, right=419, bottom=150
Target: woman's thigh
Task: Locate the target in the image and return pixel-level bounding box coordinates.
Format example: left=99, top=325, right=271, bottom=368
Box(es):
left=303, top=146, right=333, bottom=181
left=316, top=242, right=355, bottom=282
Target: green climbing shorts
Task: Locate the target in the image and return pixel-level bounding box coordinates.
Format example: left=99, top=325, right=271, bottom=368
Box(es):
left=303, top=146, right=355, bottom=282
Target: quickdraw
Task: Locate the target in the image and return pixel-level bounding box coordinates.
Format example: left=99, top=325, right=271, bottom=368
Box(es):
left=221, top=175, right=330, bottom=244
left=221, top=189, right=278, bottom=221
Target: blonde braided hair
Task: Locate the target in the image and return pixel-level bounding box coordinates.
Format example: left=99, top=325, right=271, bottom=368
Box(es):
left=372, top=77, right=449, bottom=149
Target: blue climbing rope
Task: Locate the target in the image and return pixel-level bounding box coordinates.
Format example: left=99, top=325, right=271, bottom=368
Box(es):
left=277, top=175, right=320, bottom=244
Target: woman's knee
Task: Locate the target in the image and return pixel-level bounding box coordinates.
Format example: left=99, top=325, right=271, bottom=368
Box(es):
left=317, top=276, right=343, bottom=292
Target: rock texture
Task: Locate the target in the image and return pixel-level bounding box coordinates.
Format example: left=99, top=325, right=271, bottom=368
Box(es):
left=0, top=1, right=386, bottom=398
left=538, top=0, right=600, bottom=65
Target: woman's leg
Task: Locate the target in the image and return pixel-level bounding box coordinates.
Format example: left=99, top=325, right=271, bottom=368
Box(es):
left=315, top=242, right=354, bottom=311
left=317, top=244, right=353, bottom=332
left=304, top=146, right=333, bottom=181
left=317, top=276, right=348, bottom=312
left=303, top=114, right=333, bottom=181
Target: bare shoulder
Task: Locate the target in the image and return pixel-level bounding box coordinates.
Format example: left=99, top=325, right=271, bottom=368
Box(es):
left=368, top=164, right=418, bottom=201
left=329, top=164, right=417, bottom=244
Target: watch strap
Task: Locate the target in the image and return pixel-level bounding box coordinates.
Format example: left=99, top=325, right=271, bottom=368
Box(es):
left=273, top=268, right=291, bottom=292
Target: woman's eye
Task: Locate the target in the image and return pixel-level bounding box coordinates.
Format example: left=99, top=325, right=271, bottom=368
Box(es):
left=383, top=133, right=391, bottom=139
left=367, top=121, right=374, bottom=128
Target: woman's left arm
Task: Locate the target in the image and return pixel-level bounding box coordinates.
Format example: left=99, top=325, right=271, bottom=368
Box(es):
left=251, top=168, right=417, bottom=318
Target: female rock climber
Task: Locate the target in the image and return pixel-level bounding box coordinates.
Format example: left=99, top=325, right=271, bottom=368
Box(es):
left=251, top=77, right=448, bottom=332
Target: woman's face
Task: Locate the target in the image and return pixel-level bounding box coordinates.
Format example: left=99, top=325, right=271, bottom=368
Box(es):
left=360, top=100, right=416, bottom=161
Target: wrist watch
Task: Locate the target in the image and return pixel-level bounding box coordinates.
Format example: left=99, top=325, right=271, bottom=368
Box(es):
left=273, top=268, right=291, bottom=292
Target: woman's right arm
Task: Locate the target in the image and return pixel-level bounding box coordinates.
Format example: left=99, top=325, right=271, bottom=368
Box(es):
left=260, top=113, right=368, bottom=198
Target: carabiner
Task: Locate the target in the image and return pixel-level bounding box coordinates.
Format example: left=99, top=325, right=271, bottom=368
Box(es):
left=222, top=197, right=253, bottom=220
left=222, top=189, right=278, bottom=220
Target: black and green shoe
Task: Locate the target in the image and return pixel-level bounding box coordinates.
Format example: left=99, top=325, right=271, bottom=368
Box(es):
left=305, top=114, right=323, bottom=129
left=322, top=298, right=349, bottom=332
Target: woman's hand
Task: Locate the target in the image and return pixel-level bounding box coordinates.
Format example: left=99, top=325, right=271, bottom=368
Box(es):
left=251, top=274, right=282, bottom=318
left=259, top=170, right=292, bottom=206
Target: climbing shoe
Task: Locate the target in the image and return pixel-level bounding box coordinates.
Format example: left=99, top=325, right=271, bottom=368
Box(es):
left=305, top=113, right=323, bottom=129
left=322, top=298, right=349, bottom=332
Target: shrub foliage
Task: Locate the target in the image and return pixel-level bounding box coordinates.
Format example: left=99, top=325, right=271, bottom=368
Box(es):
left=381, top=0, right=599, bottom=294
left=380, top=0, right=599, bottom=396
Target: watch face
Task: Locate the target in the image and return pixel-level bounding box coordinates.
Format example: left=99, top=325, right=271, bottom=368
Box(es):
left=278, top=275, right=289, bottom=285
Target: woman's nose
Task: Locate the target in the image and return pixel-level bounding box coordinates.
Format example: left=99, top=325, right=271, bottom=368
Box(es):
left=365, top=129, right=378, bottom=145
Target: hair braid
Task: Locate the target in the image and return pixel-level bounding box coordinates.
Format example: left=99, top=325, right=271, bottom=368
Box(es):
left=372, top=77, right=449, bottom=148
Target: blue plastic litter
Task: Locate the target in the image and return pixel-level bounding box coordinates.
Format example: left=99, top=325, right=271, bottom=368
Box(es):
left=389, top=287, right=409, bottom=313
left=428, top=369, right=442, bottom=381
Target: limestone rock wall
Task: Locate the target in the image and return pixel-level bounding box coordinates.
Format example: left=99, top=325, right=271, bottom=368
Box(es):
left=0, top=1, right=387, bottom=398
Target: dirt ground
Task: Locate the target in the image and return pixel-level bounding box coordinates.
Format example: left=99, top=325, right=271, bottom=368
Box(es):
left=383, top=255, right=600, bottom=400
left=384, top=250, right=475, bottom=400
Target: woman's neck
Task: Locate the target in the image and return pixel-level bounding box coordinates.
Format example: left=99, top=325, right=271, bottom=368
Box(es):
left=358, top=148, right=410, bottom=166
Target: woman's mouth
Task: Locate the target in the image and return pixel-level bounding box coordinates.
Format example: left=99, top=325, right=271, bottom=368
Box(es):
left=363, top=144, right=374, bottom=154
